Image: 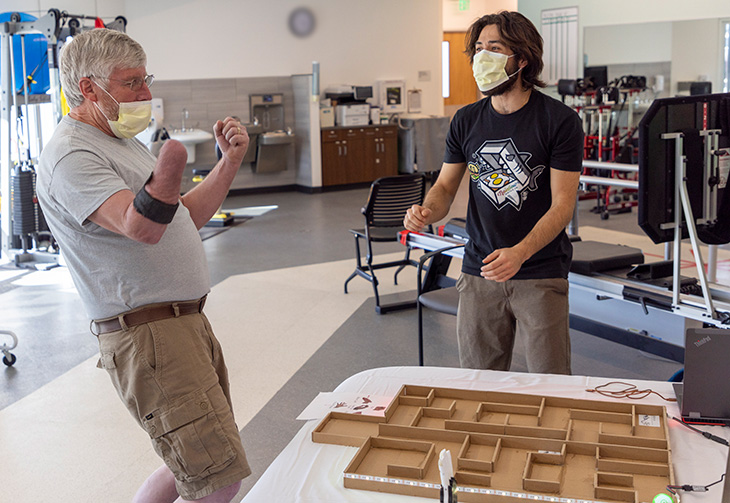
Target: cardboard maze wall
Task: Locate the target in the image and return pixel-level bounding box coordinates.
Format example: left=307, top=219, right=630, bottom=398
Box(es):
left=312, top=385, right=674, bottom=502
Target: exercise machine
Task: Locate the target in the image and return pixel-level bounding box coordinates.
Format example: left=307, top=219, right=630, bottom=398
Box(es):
left=0, top=10, right=127, bottom=365
left=1, top=10, right=127, bottom=268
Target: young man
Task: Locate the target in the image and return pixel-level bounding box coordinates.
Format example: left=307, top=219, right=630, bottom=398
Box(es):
left=404, top=11, right=584, bottom=374
left=37, top=29, right=250, bottom=502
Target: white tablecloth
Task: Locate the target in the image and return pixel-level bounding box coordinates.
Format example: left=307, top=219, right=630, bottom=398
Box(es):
left=242, top=366, right=730, bottom=503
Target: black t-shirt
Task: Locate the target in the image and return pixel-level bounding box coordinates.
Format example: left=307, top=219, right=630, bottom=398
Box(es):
left=444, top=90, right=584, bottom=279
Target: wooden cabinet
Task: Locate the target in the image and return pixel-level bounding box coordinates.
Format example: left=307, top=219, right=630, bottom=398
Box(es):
left=321, top=125, right=398, bottom=186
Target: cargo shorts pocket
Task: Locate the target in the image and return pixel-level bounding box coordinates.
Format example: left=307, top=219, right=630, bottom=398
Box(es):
left=142, top=388, right=235, bottom=483
left=96, top=351, right=116, bottom=369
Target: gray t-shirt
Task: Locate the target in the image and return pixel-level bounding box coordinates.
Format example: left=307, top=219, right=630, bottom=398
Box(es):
left=37, top=116, right=210, bottom=319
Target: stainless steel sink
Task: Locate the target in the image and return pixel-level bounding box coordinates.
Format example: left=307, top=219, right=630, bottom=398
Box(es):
left=259, top=131, right=295, bottom=146
left=254, top=130, right=296, bottom=173
left=243, top=123, right=264, bottom=135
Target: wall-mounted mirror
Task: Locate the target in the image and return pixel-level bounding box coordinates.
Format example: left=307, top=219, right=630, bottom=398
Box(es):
left=583, top=17, right=729, bottom=98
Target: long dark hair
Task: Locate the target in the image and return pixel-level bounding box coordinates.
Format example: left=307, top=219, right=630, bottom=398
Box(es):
left=465, top=11, right=546, bottom=90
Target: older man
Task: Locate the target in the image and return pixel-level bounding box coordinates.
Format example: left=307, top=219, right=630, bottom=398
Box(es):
left=37, top=28, right=250, bottom=502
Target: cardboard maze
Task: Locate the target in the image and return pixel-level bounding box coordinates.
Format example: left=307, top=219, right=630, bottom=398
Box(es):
left=312, top=385, right=674, bottom=502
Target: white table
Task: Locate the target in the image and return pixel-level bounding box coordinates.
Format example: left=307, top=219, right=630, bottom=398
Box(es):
left=242, top=366, right=730, bottom=503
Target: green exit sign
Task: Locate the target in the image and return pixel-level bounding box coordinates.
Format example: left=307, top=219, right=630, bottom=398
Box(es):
left=458, top=0, right=470, bottom=10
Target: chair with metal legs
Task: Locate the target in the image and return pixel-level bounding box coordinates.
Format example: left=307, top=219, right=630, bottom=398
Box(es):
left=344, top=174, right=428, bottom=314
left=415, top=244, right=464, bottom=365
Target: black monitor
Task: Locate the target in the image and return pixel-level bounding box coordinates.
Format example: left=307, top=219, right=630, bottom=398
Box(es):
left=584, top=66, right=608, bottom=90
left=638, top=93, right=730, bottom=244
left=690, top=81, right=712, bottom=96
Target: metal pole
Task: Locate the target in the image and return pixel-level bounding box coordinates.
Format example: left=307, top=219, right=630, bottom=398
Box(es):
left=579, top=175, right=638, bottom=189
left=598, top=108, right=603, bottom=161
left=678, top=162, right=716, bottom=316
left=8, top=33, right=21, bottom=163
left=582, top=160, right=638, bottom=173
left=1, top=31, right=12, bottom=260
left=33, top=100, right=42, bottom=158
left=20, top=34, right=31, bottom=163
left=708, top=244, right=717, bottom=283
left=667, top=133, right=683, bottom=307
left=47, top=40, right=62, bottom=124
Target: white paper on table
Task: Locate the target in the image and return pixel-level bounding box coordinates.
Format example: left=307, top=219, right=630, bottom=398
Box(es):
left=297, top=392, right=394, bottom=420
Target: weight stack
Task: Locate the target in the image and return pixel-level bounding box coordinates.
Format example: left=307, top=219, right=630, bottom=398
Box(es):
left=12, top=169, right=37, bottom=236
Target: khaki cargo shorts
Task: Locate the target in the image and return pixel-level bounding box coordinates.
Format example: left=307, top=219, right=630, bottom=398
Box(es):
left=95, top=308, right=250, bottom=500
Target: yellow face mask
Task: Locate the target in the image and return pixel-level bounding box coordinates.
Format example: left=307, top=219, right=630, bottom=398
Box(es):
left=94, top=83, right=152, bottom=139
left=472, top=49, right=520, bottom=92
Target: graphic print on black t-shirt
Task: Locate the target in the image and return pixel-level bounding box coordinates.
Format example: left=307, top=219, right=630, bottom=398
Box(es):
left=467, top=138, right=545, bottom=211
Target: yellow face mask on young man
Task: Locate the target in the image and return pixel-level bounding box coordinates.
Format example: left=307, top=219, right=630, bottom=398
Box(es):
left=472, top=49, right=521, bottom=92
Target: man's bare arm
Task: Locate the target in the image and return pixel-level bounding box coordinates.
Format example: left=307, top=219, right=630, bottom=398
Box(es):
left=180, top=117, right=248, bottom=229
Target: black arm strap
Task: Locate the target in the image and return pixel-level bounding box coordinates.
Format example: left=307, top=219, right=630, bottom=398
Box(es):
left=133, top=175, right=179, bottom=224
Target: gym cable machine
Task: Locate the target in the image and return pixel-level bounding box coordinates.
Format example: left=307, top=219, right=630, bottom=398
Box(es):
left=0, top=9, right=126, bottom=366
left=1, top=9, right=127, bottom=269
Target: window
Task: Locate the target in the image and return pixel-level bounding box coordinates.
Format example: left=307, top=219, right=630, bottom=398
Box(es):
left=442, top=41, right=450, bottom=98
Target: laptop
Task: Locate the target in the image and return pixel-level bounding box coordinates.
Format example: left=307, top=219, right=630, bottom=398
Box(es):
left=673, top=328, right=730, bottom=426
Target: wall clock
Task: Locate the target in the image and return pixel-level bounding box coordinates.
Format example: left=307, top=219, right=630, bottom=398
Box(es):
left=289, top=7, right=316, bottom=37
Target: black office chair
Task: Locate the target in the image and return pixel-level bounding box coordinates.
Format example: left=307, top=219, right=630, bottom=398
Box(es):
left=344, top=173, right=428, bottom=314
left=416, top=244, right=463, bottom=365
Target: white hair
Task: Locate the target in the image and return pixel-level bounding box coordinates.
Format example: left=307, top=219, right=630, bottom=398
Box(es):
left=60, top=29, right=147, bottom=108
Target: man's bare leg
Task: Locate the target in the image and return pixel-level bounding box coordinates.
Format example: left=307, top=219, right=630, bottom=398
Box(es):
left=133, top=465, right=178, bottom=503
left=175, top=481, right=242, bottom=503
left=133, top=464, right=242, bottom=503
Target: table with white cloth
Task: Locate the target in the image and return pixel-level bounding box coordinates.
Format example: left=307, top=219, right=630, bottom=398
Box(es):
left=242, top=366, right=730, bottom=503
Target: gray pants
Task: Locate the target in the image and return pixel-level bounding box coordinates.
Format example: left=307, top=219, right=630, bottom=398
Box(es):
left=456, top=272, right=571, bottom=374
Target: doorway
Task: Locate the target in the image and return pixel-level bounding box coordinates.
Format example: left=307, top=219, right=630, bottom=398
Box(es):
left=443, top=31, right=480, bottom=117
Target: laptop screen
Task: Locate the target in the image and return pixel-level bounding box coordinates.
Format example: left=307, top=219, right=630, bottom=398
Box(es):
left=681, top=328, right=730, bottom=424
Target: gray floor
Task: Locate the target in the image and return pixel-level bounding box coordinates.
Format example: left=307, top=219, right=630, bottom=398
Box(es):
left=0, top=185, right=684, bottom=499
left=0, top=186, right=390, bottom=410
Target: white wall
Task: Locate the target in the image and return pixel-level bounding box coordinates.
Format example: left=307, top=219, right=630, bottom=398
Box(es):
left=672, top=18, right=724, bottom=87
left=3, top=0, right=444, bottom=115
left=442, top=0, right=517, bottom=31
left=583, top=22, right=672, bottom=66
left=130, top=0, right=443, bottom=115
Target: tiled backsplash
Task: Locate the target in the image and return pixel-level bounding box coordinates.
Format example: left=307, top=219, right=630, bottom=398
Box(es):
left=152, top=76, right=298, bottom=192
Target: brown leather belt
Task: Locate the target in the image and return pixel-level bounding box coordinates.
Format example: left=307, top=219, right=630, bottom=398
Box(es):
left=93, top=296, right=206, bottom=335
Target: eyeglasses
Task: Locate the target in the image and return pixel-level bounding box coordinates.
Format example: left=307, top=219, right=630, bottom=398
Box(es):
left=92, top=74, right=154, bottom=91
